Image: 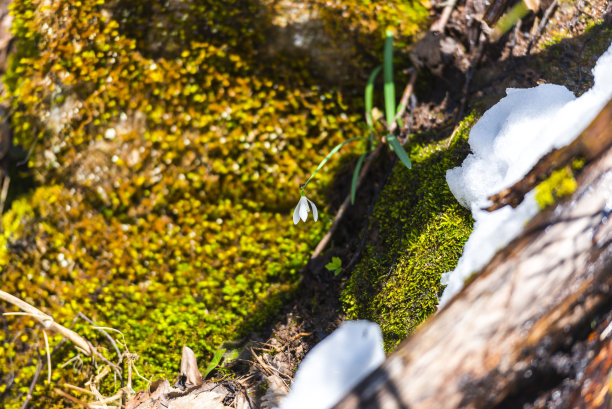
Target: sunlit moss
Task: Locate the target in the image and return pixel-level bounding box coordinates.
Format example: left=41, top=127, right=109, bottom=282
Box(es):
left=0, top=0, right=430, bottom=407
left=534, top=166, right=578, bottom=209
left=341, top=114, right=477, bottom=351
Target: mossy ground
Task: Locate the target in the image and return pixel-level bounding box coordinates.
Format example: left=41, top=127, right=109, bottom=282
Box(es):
left=341, top=115, right=476, bottom=351
left=3, top=0, right=606, bottom=406
left=0, top=0, right=429, bottom=407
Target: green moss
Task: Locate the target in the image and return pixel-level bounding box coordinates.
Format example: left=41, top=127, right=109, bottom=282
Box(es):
left=341, top=114, right=477, bottom=351
left=0, top=0, right=431, bottom=407
left=534, top=166, right=578, bottom=209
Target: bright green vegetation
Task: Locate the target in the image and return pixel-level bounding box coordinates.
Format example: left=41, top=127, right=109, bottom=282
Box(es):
left=0, top=0, right=429, bottom=407
left=341, top=115, right=477, bottom=351
left=534, top=165, right=579, bottom=209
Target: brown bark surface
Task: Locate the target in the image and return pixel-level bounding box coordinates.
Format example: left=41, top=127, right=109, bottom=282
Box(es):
left=333, top=124, right=612, bottom=408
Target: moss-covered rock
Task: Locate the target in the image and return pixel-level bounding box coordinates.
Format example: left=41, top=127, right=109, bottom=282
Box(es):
left=341, top=115, right=477, bottom=351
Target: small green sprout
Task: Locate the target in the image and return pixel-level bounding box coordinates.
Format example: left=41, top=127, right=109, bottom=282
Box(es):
left=325, top=256, right=343, bottom=276
left=202, top=347, right=226, bottom=380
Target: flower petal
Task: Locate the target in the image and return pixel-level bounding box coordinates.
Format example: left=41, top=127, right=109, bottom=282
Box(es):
left=293, top=201, right=301, bottom=224
left=307, top=198, right=318, bottom=222
left=299, top=197, right=309, bottom=222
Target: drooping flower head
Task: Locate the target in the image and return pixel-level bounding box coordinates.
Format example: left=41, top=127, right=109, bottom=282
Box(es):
left=293, top=191, right=318, bottom=224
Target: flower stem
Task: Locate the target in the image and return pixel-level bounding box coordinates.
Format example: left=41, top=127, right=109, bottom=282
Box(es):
left=301, top=137, right=369, bottom=190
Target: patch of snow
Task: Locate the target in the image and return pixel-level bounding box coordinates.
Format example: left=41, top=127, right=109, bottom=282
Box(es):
left=277, top=320, right=385, bottom=409
left=440, top=41, right=612, bottom=307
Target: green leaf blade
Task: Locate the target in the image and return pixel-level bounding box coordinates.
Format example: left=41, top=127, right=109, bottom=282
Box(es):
left=386, top=134, right=412, bottom=169
left=351, top=153, right=367, bottom=205
left=383, top=30, right=396, bottom=128
left=301, top=137, right=368, bottom=189
left=202, top=348, right=226, bottom=380
left=365, top=66, right=382, bottom=130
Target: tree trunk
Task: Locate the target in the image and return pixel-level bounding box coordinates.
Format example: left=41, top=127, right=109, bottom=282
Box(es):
left=333, top=109, right=612, bottom=409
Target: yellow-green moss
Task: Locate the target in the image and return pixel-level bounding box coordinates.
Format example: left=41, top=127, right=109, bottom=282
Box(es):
left=534, top=166, right=578, bottom=209
left=0, top=0, right=430, bottom=407
left=341, top=114, right=477, bottom=351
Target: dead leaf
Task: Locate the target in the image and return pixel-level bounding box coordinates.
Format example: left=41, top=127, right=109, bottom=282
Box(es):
left=524, top=0, right=540, bottom=12
left=179, top=346, right=203, bottom=388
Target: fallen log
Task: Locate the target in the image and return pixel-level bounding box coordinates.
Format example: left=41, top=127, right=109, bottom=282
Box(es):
left=333, top=116, right=612, bottom=408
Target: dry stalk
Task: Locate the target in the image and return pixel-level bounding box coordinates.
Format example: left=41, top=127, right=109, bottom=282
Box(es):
left=54, top=387, right=92, bottom=406
left=0, top=290, right=95, bottom=356
left=64, top=382, right=97, bottom=396
left=20, top=356, right=43, bottom=409
left=0, top=173, right=9, bottom=217
left=525, top=0, right=559, bottom=54
left=431, top=0, right=459, bottom=32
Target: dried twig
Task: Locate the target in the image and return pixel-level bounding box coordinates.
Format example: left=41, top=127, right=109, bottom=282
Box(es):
left=64, top=382, right=97, bottom=396
left=54, top=387, right=91, bottom=406
left=290, top=332, right=313, bottom=342
left=1, top=291, right=134, bottom=408
left=431, top=0, right=459, bottom=32
left=526, top=0, right=558, bottom=55
left=508, top=19, right=522, bottom=57
left=0, top=173, right=9, bottom=217
left=310, top=143, right=383, bottom=259
left=87, top=366, right=111, bottom=409
left=389, top=71, right=418, bottom=134
left=249, top=348, right=274, bottom=377
left=42, top=329, right=51, bottom=384
left=0, top=290, right=95, bottom=355
left=250, top=348, right=291, bottom=390
left=456, top=31, right=486, bottom=123
left=20, top=352, right=43, bottom=409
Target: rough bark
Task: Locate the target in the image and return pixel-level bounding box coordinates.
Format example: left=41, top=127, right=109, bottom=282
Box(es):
left=333, top=116, right=612, bottom=408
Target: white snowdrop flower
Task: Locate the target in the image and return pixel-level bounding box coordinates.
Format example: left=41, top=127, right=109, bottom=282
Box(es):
left=293, top=194, right=318, bottom=224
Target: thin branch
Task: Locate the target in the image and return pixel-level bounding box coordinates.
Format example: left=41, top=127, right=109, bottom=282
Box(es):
left=0, top=173, right=9, bottom=218
left=311, top=74, right=418, bottom=259
left=0, top=290, right=95, bottom=356
left=20, top=354, right=43, bottom=409
left=456, top=31, right=486, bottom=123
left=526, top=0, right=558, bottom=55
left=54, top=387, right=91, bottom=406
left=42, top=329, right=51, bottom=384
left=431, top=0, right=458, bottom=32
left=388, top=71, right=418, bottom=134
left=87, top=322, right=124, bottom=358
left=63, top=382, right=96, bottom=396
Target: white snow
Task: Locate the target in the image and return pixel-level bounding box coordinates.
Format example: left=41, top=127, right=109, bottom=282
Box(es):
left=277, top=320, right=385, bottom=409
left=440, top=41, right=612, bottom=307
